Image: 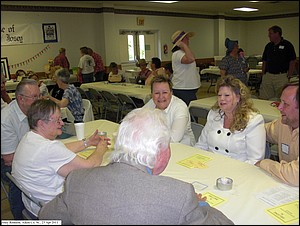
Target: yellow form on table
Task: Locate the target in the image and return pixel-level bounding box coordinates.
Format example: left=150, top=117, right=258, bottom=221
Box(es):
left=177, top=154, right=212, bottom=169
left=265, top=200, right=299, bottom=225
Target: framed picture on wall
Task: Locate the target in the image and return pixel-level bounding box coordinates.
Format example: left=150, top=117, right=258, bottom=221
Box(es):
left=42, top=23, right=58, bottom=43
left=1, top=57, right=10, bottom=80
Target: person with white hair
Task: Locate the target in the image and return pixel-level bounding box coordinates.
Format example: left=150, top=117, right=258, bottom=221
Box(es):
left=48, top=68, right=84, bottom=122
left=39, top=107, right=233, bottom=225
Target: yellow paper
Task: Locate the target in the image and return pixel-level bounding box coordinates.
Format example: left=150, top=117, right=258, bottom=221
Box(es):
left=265, top=200, right=299, bottom=225
left=78, top=149, right=94, bottom=159
left=177, top=154, right=212, bottom=169
left=202, top=192, right=227, bottom=207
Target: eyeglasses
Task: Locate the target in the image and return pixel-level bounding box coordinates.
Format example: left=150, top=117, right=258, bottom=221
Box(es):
left=20, top=94, right=41, bottom=100
left=46, top=117, right=63, bottom=124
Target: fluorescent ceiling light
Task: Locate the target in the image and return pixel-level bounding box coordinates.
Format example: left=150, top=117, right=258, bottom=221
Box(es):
left=233, top=7, right=259, bottom=12
left=150, top=1, right=178, bottom=4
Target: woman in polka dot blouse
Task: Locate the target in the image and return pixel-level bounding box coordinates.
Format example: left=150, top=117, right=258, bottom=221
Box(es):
left=194, top=75, right=266, bottom=165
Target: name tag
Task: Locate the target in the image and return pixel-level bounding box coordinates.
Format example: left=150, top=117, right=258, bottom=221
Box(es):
left=279, top=45, right=285, bottom=49
left=281, top=143, right=289, bottom=155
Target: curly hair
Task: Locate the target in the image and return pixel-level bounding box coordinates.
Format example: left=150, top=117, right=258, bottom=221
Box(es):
left=212, top=75, right=258, bottom=132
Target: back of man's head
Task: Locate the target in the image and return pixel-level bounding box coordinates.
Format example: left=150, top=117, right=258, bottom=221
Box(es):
left=111, top=108, right=170, bottom=169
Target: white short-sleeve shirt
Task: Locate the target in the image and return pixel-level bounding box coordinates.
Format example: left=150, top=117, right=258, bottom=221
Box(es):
left=171, top=50, right=201, bottom=90
left=12, top=131, right=77, bottom=216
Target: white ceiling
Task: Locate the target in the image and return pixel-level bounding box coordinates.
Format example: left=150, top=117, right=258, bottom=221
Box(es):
left=2, top=1, right=299, bottom=17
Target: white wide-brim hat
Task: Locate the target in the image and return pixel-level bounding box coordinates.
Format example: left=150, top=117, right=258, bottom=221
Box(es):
left=171, top=30, right=195, bottom=50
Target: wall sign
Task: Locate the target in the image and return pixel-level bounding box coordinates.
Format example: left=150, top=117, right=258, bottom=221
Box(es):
left=1, top=23, right=60, bottom=46
left=1, top=57, right=10, bottom=80
left=137, top=17, right=144, bottom=26
left=42, top=23, right=58, bottom=43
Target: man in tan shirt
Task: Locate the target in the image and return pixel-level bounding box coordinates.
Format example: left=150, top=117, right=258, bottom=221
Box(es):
left=255, top=83, right=299, bottom=187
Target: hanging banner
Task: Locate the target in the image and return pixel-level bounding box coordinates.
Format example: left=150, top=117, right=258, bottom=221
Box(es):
left=1, top=23, right=59, bottom=46
left=9, top=45, right=51, bottom=69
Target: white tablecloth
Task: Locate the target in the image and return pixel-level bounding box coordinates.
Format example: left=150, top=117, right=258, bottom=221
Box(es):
left=60, top=119, right=119, bottom=142
left=5, top=74, right=78, bottom=91
left=125, top=69, right=141, bottom=83
left=162, top=143, right=299, bottom=225
left=200, top=67, right=262, bottom=76
left=59, top=119, right=120, bottom=161
left=80, top=82, right=152, bottom=104
left=8, top=92, right=15, bottom=100
left=189, top=96, right=281, bottom=122
left=61, top=120, right=298, bottom=225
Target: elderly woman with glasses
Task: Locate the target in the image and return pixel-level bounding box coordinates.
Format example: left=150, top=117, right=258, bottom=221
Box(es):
left=12, top=99, right=109, bottom=218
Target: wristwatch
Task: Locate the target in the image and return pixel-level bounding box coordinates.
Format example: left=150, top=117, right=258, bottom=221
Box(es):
left=82, top=138, right=88, bottom=148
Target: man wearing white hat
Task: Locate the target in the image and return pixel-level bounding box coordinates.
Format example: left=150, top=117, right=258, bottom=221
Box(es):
left=171, top=30, right=201, bottom=106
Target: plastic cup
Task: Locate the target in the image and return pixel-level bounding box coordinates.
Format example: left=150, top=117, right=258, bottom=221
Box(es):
left=111, top=132, right=117, bottom=147
left=74, top=123, right=85, bottom=140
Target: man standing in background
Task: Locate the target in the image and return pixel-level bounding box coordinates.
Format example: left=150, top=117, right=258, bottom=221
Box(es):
left=53, top=47, right=70, bottom=70
left=259, top=25, right=296, bottom=100
left=88, top=47, right=106, bottom=82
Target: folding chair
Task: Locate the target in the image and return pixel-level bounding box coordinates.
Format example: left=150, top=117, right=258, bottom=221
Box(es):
left=87, top=88, right=106, bottom=119
left=5, top=172, right=44, bottom=220
left=191, top=122, right=204, bottom=141
left=1, top=179, right=9, bottom=201
left=82, top=99, right=94, bottom=122
left=117, top=93, right=138, bottom=120
left=189, top=106, right=209, bottom=123
left=77, top=87, right=89, bottom=99
left=101, top=90, right=122, bottom=122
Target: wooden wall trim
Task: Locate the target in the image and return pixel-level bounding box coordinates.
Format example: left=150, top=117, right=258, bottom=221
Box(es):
left=1, top=4, right=298, bottom=21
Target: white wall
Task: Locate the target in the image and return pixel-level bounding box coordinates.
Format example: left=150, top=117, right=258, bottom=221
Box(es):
left=246, top=17, right=299, bottom=56
left=1, top=9, right=299, bottom=74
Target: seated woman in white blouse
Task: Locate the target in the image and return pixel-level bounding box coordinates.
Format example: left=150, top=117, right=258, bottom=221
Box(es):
left=143, top=75, right=195, bottom=146
left=194, top=75, right=266, bottom=164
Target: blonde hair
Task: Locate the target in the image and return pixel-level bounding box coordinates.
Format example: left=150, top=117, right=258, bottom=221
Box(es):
left=212, top=75, right=258, bottom=132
